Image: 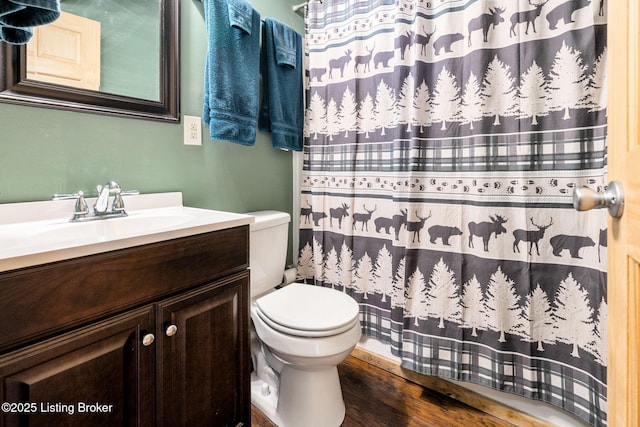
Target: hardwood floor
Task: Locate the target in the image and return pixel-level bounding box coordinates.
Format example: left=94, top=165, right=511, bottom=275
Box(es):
left=251, top=356, right=514, bottom=426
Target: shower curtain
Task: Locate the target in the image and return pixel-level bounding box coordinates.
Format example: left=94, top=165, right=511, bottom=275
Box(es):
left=297, top=0, right=607, bottom=425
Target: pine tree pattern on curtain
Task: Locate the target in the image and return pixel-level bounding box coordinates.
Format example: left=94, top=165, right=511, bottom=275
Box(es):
left=297, top=0, right=607, bottom=424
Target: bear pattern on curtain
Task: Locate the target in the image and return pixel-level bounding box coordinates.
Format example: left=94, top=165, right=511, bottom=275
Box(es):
left=297, top=0, right=607, bottom=425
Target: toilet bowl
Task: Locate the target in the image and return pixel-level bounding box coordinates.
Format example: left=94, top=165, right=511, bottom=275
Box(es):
left=251, top=283, right=361, bottom=426
left=247, top=211, right=361, bottom=427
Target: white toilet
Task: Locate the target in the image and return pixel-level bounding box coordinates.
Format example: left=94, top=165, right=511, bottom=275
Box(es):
left=248, top=210, right=361, bottom=427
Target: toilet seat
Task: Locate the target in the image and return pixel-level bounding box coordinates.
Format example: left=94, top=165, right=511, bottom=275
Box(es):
left=255, top=283, right=360, bottom=338
left=255, top=308, right=360, bottom=338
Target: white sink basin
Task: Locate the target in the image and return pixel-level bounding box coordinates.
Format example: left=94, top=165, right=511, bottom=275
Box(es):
left=32, top=213, right=194, bottom=243
left=0, top=192, right=254, bottom=272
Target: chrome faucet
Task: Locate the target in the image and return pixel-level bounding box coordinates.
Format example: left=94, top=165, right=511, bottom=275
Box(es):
left=94, top=180, right=122, bottom=215
left=53, top=180, right=139, bottom=222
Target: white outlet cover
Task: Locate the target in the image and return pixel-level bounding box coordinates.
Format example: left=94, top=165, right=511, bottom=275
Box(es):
left=183, top=115, right=202, bottom=146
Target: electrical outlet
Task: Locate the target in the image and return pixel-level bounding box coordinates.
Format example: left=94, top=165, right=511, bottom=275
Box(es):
left=183, top=115, right=202, bottom=146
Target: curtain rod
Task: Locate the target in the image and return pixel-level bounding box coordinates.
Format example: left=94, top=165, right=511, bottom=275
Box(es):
left=292, top=0, right=322, bottom=13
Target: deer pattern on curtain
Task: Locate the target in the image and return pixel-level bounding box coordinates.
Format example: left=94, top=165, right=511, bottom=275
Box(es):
left=297, top=0, right=607, bottom=424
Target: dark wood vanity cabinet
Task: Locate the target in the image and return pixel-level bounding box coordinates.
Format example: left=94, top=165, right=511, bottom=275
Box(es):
left=0, top=227, right=251, bottom=427
left=0, top=306, right=156, bottom=427
left=157, top=275, right=249, bottom=427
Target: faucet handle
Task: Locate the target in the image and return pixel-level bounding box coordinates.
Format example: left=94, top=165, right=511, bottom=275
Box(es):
left=53, top=192, right=83, bottom=200
left=52, top=191, right=88, bottom=220
left=111, top=189, right=139, bottom=213
left=73, top=191, right=89, bottom=218
left=111, top=188, right=125, bottom=212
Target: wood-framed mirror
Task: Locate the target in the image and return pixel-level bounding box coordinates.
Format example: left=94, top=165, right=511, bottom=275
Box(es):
left=0, top=0, right=180, bottom=123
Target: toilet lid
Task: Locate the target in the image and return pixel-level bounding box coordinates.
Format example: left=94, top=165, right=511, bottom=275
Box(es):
left=255, top=283, right=360, bottom=336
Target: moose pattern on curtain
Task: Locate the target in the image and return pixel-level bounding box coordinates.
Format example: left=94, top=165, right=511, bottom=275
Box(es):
left=297, top=0, right=607, bottom=425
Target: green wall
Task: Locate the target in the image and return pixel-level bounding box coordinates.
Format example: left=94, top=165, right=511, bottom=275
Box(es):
left=0, top=0, right=303, bottom=223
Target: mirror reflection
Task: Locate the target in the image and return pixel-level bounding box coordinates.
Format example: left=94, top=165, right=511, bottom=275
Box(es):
left=0, top=0, right=179, bottom=122
left=26, top=0, right=161, bottom=101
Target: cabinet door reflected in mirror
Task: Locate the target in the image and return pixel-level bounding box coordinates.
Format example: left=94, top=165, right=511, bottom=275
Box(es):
left=27, top=12, right=102, bottom=92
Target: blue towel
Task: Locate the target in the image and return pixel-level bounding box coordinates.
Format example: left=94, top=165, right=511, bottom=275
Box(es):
left=202, top=0, right=261, bottom=146
left=258, top=18, right=304, bottom=152
left=0, top=0, right=60, bottom=45
left=227, top=0, right=253, bottom=34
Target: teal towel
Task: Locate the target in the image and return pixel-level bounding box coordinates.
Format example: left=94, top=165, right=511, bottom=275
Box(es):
left=273, top=22, right=297, bottom=67
left=0, top=24, right=32, bottom=45
left=227, top=0, right=253, bottom=34
left=202, top=0, right=261, bottom=146
left=0, top=0, right=60, bottom=45
left=258, top=18, right=303, bottom=152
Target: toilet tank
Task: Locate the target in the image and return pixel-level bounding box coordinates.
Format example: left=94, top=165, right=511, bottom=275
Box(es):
left=247, top=210, right=291, bottom=297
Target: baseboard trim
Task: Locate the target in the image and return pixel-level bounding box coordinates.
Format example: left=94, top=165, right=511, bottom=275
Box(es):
left=351, top=347, right=554, bottom=427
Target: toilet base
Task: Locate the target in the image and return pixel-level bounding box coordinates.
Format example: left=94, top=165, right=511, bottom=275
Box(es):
left=280, top=363, right=346, bottom=427
left=250, top=365, right=346, bottom=427
left=251, top=372, right=285, bottom=427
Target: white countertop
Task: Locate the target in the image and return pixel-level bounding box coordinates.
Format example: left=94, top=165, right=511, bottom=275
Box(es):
left=0, top=192, right=254, bottom=272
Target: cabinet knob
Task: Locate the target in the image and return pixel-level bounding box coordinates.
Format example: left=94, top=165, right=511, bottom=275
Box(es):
left=165, top=324, right=178, bottom=337
left=142, top=333, right=155, bottom=346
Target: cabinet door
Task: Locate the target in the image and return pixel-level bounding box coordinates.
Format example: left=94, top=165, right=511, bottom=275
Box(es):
left=26, top=11, right=101, bottom=90
left=157, top=272, right=250, bottom=427
left=0, top=306, right=154, bottom=427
